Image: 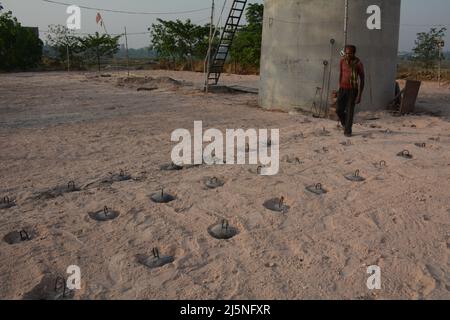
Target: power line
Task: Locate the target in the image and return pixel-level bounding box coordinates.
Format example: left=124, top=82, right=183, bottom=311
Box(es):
left=267, top=16, right=450, bottom=28
left=42, top=0, right=211, bottom=15
left=39, top=29, right=151, bottom=36
left=400, top=23, right=450, bottom=27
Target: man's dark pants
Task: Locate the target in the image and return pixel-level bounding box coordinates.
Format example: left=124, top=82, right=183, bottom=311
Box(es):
left=336, top=88, right=358, bottom=135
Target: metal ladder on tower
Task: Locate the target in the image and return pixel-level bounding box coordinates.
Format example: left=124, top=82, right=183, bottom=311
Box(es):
left=207, top=0, right=248, bottom=86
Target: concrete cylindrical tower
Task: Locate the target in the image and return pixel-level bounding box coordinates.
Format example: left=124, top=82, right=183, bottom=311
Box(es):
left=259, top=0, right=401, bottom=113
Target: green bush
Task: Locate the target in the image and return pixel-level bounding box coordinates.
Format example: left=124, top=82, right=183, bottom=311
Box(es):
left=0, top=11, right=43, bottom=71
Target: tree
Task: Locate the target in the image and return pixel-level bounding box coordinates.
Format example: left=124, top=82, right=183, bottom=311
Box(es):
left=229, top=3, right=264, bottom=71
left=79, top=32, right=120, bottom=71
left=412, top=27, right=446, bottom=69
left=46, top=24, right=81, bottom=67
left=150, top=19, right=211, bottom=70
left=0, top=11, right=43, bottom=70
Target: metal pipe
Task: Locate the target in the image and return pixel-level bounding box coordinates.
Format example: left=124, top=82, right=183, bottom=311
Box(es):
left=66, top=43, right=70, bottom=72
left=344, top=0, right=349, bottom=47
left=204, top=0, right=215, bottom=93
left=124, top=26, right=130, bottom=77
left=325, top=39, right=336, bottom=117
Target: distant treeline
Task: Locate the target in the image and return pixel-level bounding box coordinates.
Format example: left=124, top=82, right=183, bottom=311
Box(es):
left=1, top=4, right=448, bottom=77
left=0, top=11, right=43, bottom=71
left=114, top=47, right=156, bottom=59
left=44, top=45, right=156, bottom=60
left=148, top=3, right=263, bottom=73
left=399, top=51, right=450, bottom=60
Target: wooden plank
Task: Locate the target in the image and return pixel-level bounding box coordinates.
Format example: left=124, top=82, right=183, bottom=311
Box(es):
left=400, top=80, right=421, bottom=114
left=228, top=85, right=259, bottom=94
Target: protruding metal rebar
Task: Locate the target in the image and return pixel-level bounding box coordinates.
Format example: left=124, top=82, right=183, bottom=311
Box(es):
left=152, top=247, right=160, bottom=259
left=221, top=219, right=229, bottom=231
left=279, top=196, right=284, bottom=209
left=54, top=276, right=67, bottom=298
left=19, top=230, right=29, bottom=241
left=67, top=181, right=76, bottom=191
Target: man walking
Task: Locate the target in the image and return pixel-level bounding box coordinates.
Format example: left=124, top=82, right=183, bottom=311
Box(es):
left=337, top=45, right=365, bottom=137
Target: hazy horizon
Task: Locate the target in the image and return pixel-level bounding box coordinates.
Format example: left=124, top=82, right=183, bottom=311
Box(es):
left=1, top=0, right=449, bottom=52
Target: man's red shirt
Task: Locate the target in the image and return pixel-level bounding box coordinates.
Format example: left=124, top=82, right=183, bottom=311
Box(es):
left=340, top=58, right=365, bottom=89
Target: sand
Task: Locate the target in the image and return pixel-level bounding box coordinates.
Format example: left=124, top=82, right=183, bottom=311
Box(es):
left=0, top=70, right=449, bottom=300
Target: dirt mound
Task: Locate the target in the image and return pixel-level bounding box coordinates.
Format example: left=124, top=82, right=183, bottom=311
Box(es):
left=116, top=76, right=182, bottom=90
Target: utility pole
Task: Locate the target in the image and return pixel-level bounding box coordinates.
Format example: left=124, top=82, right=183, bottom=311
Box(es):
left=102, top=17, right=108, bottom=34
left=204, top=0, right=215, bottom=93
left=66, top=43, right=70, bottom=72
left=438, top=39, right=444, bottom=87
left=124, top=26, right=130, bottom=78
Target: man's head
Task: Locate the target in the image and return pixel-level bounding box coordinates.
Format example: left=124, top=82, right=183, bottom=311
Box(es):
left=344, top=45, right=357, bottom=60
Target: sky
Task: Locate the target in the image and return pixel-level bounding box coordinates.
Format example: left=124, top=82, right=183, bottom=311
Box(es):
left=1, top=0, right=449, bottom=51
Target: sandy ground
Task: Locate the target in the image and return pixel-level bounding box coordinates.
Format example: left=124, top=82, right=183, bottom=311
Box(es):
left=0, top=70, right=449, bottom=300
